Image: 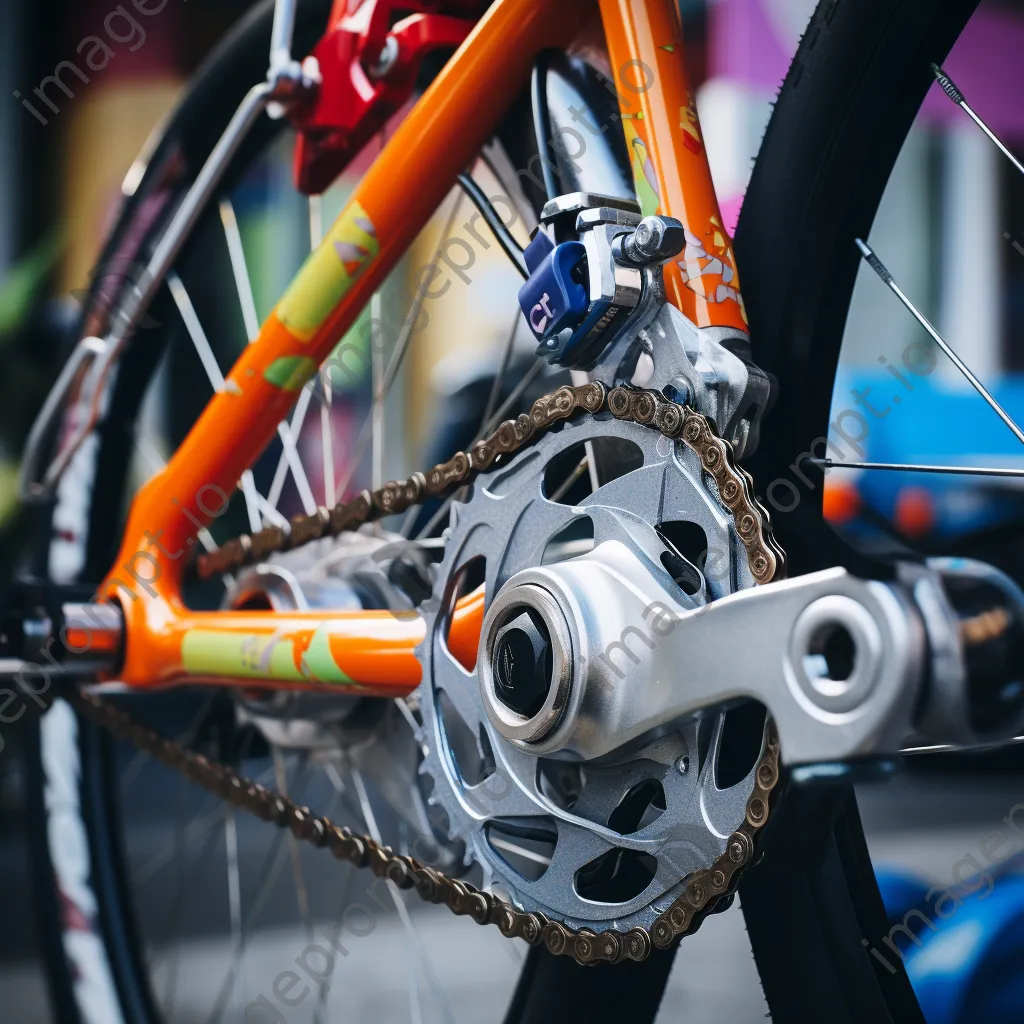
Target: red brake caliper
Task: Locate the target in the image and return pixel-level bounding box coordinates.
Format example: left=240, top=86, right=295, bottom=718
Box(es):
left=290, top=0, right=483, bottom=194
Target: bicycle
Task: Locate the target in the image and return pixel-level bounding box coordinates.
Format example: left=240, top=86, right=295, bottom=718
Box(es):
left=4, top=0, right=1020, bottom=1020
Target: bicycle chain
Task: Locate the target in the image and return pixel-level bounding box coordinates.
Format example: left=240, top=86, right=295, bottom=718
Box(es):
left=194, top=381, right=786, bottom=585
left=72, top=688, right=779, bottom=964
left=82, top=380, right=786, bottom=965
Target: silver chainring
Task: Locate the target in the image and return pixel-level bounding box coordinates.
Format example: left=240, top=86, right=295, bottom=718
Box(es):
left=415, top=412, right=767, bottom=932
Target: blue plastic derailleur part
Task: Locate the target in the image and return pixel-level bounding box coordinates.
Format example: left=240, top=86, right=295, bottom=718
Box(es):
left=516, top=230, right=589, bottom=343
left=516, top=227, right=638, bottom=369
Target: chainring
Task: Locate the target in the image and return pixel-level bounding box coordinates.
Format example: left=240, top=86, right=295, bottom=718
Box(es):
left=416, top=412, right=769, bottom=932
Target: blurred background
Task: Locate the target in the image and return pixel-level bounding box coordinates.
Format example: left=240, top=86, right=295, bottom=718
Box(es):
left=0, top=0, right=1023, bottom=1021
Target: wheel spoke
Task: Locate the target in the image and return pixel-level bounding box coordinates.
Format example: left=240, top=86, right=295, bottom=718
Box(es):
left=314, top=863, right=358, bottom=1024
left=133, top=804, right=224, bottom=887
left=334, top=191, right=466, bottom=504
left=157, top=773, right=189, bottom=1018
left=931, top=64, right=1024, bottom=178
left=350, top=767, right=455, bottom=1024
left=274, top=748, right=314, bottom=942
left=218, top=200, right=261, bottom=341
left=320, top=369, right=336, bottom=507
left=121, top=690, right=220, bottom=794
left=411, top=357, right=547, bottom=540
left=856, top=239, right=1024, bottom=447
left=167, top=270, right=266, bottom=533
left=309, top=193, right=324, bottom=249
left=251, top=487, right=289, bottom=527
left=479, top=312, right=521, bottom=437
left=133, top=759, right=274, bottom=887
left=479, top=148, right=536, bottom=237
left=479, top=357, right=545, bottom=437
left=548, top=456, right=590, bottom=503
left=410, top=488, right=464, bottom=541
left=266, top=383, right=318, bottom=512
left=130, top=425, right=169, bottom=476
left=223, top=808, right=243, bottom=1016
left=203, top=833, right=292, bottom=1024
left=218, top=201, right=319, bottom=516
left=281, top=418, right=320, bottom=515
left=487, top=835, right=552, bottom=866
left=371, top=292, right=385, bottom=495
left=818, top=458, right=1024, bottom=478
left=308, top=193, right=338, bottom=507
left=202, top=758, right=312, bottom=1024
left=167, top=271, right=230, bottom=392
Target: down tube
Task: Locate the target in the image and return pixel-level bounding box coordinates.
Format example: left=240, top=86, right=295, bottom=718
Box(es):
left=105, top=0, right=588, bottom=591
left=598, top=0, right=749, bottom=332
left=102, top=0, right=587, bottom=689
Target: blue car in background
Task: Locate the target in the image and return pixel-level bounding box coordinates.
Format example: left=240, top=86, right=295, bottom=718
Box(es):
left=826, top=372, right=1024, bottom=544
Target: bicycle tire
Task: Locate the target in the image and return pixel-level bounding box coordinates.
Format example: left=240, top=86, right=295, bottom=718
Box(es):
left=735, top=1, right=982, bottom=1021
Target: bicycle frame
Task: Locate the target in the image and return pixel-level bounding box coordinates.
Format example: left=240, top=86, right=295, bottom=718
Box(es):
left=84, top=0, right=745, bottom=694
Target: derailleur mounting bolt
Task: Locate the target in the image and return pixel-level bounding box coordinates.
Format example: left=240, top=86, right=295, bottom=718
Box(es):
left=615, top=215, right=685, bottom=266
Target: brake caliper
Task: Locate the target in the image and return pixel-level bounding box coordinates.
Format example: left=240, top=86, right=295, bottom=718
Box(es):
left=289, top=0, right=483, bottom=195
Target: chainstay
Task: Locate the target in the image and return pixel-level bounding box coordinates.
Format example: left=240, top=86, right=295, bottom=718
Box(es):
left=70, top=687, right=779, bottom=964
left=195, top=381, right=787, bottom=586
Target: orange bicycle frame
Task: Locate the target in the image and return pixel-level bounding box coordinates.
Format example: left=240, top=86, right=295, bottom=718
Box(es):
left=94, top=0, right=745, bottom=695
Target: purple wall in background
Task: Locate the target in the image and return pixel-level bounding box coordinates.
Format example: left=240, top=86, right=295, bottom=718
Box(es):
left=710, top=0, right=1024, bottom=139
left=709, top=0, right=790, bottom=94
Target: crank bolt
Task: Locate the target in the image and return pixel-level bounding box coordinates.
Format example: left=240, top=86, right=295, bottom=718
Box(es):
left=492, top=609, right=554, bottom=719
left=481, top=579, right=573, bottom=744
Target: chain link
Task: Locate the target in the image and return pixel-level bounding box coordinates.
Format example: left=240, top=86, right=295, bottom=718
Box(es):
left=84, top=382, right=786, bottom=965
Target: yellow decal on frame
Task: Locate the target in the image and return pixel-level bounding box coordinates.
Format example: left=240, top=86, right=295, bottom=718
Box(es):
left=276, top=201, right=379, bottom=343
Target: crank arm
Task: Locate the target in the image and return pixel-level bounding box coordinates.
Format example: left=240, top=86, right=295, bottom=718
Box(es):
left=475, top=542, right=1024, bottom=766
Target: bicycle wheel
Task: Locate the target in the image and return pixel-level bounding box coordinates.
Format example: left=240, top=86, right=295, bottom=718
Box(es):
left=22, top=3, right=668, bottom=1023
left=733, top=0, right=996, bottom=1021
left=21, top=0, right=1013, bottom=1022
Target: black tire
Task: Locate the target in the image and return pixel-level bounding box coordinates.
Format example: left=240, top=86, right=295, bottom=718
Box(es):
left=734, top=1, right=982, bottom=1021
